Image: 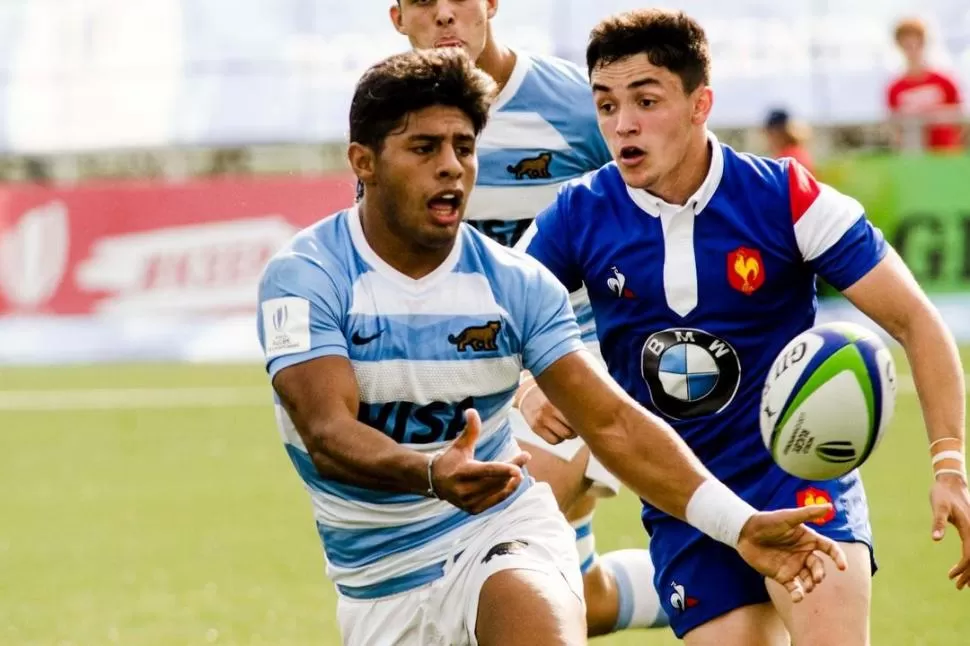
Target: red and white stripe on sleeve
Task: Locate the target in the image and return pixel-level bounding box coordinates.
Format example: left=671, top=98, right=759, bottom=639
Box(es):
left=788, top=159, right=865, bottom=262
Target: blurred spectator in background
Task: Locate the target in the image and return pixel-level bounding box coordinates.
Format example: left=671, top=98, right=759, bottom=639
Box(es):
left=207, top=148, right=251, bottom=177
left=763, top=108, right=814, bottom=173
left=886, top=17, right=964, bottom=153
left=23, top=157, right=51, bottom=185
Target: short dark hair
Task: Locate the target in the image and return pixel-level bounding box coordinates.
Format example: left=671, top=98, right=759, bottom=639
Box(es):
left=349, top=48, right=496, bottom=151
left=586, top=9, right=711, bottom=94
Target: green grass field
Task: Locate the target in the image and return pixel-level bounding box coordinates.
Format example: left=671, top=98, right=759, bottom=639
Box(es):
left=1, top=351, right=968, bottom=645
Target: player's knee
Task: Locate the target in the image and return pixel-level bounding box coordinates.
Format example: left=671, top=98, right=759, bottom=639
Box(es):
left=682, top=603, right=787, bottom=646
left=767, top=542, right=872, bottom=646
left=476, top=569, right=586, bottom=646
left=516, top=440, right=591, bottom=512
left=581, top=562, right=620, bottom=636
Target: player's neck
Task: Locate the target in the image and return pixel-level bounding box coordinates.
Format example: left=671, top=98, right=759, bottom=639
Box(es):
left=358, top=200, right=454, bottom=280
left=646, top=133, right=712, bottom=207
left=906, top=60, right=927, bottom=77
left=476, top=33, right=516, bottom=93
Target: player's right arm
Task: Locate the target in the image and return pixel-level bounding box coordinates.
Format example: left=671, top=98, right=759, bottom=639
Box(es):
left=258, top=252, right=527, bottom=515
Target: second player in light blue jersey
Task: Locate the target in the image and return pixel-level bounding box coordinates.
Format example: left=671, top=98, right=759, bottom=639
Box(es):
left=257, top=47, right=849, bottom=646
left=388, top=1, right=664, bottom=636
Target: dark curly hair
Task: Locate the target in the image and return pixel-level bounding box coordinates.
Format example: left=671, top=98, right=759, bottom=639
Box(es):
left=349, top=47, right=496, bottom=152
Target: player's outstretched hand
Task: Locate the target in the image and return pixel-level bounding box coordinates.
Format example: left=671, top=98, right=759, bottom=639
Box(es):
left=737, top=504, right=848, bottom=603
left=431, top=409, right=531, bottom=515
left=517, top=378, right=577, bottom=445
left=929, top=473, right=970, bottom=590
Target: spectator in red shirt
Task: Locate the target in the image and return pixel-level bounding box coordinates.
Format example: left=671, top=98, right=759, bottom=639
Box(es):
left=886, top=17, right=964, bottom=152
left=763, top=108, right=815, bottom=173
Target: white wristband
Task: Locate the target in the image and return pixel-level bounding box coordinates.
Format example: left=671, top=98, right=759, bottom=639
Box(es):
left=685, top=479, right=757, bottom=548
left=932, top=450, right=965, bottom=466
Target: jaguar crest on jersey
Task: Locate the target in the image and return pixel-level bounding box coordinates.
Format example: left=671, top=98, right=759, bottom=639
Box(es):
left=506, top=152, right=553, bottom=180
left=448, top=320, right=502, bottom=352
left=640, top=328, right=741, bottom=419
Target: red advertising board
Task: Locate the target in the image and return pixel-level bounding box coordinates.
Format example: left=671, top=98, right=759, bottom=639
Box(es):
left=0, top=174, right=358, bottom=315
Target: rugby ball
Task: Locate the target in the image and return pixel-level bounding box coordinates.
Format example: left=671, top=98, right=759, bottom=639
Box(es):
left=760, top=322, right=897, bottom=480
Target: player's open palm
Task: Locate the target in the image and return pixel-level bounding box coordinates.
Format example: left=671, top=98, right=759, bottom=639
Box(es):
left=431, top=409, right=531, bottom=515
left=737, top=504, right=849, bottom=602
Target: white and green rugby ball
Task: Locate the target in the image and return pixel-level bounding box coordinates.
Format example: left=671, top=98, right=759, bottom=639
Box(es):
left=760, top=322, right=897, bottom=480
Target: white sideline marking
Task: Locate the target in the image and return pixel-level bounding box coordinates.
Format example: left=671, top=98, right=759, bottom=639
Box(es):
left=0, top=387, right=271, bottom=411
left=0, top=375, right=964, bottom=412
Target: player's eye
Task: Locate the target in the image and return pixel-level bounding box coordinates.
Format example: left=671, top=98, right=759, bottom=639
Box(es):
left=597, top=103, right=615, bottom=115
left=456, top=146, right=474, bottom=157
left=412, top=145, right=434, bottom=154
left=639, top=98, right=656, bottom=109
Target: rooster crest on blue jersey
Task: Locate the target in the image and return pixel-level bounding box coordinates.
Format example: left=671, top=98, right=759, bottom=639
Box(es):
left=256, top=206, right=584, bottom=600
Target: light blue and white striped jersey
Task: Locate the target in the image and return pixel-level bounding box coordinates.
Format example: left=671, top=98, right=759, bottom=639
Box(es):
left=464, top=50, right=610, bottom=351
left=466, top=50, right=609, bottom=245
left=256, top=207, right=584, bottom=600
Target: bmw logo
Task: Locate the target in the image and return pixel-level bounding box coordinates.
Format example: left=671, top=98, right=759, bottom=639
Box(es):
left=640, top=328, right=741, bottom=420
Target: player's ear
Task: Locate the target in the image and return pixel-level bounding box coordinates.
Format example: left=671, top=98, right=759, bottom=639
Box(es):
left=389, top=2, right=405, bottom=35
left=485, top=0, right=498, bottom=20
left=348, top=142, right=377, bottom=187
left=691, top=86, right=714, bottom=126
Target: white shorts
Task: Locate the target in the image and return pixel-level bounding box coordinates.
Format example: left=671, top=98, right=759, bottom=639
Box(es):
left=335, top=483, right=583, bottom=646
left=508, top=408, right=621, bottom=498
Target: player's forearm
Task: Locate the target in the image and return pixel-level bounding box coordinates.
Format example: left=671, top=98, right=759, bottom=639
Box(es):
left=897, top=307, right=967, bottom=473
left=589, top=403, right=708, bottom=514
left=301, top=418, right=433, bottom=495
left=538, top=351, right=758, bottom=546
left=598, top=408, right=702, bottom=502
left=584, top=402, right=757, bottom=547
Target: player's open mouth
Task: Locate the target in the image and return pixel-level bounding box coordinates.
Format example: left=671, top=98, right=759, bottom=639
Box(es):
left=435, top=37, right=463, bottom=48
left=427, top=190, right=463, bottom=225
left=619, top=146, right=646, bottom=166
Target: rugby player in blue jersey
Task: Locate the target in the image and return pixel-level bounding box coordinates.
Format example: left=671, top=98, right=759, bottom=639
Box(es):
left=523, top=9, right=970, bottom=645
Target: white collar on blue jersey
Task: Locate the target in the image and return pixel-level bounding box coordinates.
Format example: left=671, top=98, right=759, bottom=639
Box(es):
left=490, top=48, right=531, bottom=113
left=346, top=205, right=464, bottom=292
left=624, top=130, right=725, bottom=219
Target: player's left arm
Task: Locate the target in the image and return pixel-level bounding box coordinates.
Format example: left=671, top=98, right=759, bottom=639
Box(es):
left=789, top=160, right=970, bottom=588
left=842, top=252, right=970, bottom=587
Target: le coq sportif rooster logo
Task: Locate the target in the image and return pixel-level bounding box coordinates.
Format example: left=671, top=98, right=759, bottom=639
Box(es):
left=0, top=200, right=70, bottom=310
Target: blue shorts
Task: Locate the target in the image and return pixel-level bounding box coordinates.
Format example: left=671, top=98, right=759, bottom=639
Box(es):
left=644, top=467, right=876, bottom=639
